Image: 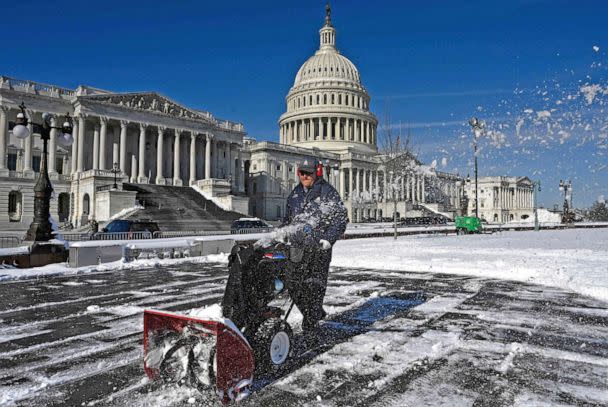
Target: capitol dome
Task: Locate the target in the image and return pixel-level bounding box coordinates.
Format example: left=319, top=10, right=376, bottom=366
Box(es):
left=278, top=5, right=377, bottom=154
left=294, top=50, right=361, bottom=87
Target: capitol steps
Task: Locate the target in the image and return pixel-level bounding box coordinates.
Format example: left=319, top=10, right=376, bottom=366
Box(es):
left=122, top=183, right=242, bottom=231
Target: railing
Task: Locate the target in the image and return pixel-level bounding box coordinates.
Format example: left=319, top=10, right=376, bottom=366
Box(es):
left=0, top=236, right=22, bottom=249
left=0, top=76, right=76, bottom=98
left=230, top=228, right=273, bottom=235
left=153, top=230, right=228, bottom=238
left=96, top=184, right=116, bottom=192
left=58, top=231, right=153, bottom=242
left=59, top=228, right=274, bottom=242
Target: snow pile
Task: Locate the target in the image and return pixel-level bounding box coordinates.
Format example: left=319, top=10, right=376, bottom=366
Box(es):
left=332, top=228, right=608, bottom=302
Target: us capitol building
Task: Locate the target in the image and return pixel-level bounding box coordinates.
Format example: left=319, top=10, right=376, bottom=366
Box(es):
left=0, top=6, right=473, bottom=231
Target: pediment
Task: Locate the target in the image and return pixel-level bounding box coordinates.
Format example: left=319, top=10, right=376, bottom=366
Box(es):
left=79, top=92, right=215, bottom=123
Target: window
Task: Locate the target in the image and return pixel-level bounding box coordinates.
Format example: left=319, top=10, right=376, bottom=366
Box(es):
left=316, top=95, right=320, bottom=104
left=83, top=194, right=90, bottom=215
left=33, top=155, right=41, bottom=172
left=338, top=94, right=342, bottom=105
left=253, top=164, right=257, bottom=171
left=331, top=94, right=335, bottom=104
left=323, top=94, right=327, bottom=104
left=8, top=191, right=22, bottom=222
left=276, top=164, right=281, bottom=171
left=7, top=153, right=17, bottom=171
left=289, top=165, right=293, bottom=172
left=56, top=158, right=63, bottom=174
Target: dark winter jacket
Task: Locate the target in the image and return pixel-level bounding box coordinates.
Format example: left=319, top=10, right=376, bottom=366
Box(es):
left=282, top=178, right=348, bottom=246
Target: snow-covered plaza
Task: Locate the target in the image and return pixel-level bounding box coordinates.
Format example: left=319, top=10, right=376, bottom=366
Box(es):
left=1, top=227, right=606, bottom=406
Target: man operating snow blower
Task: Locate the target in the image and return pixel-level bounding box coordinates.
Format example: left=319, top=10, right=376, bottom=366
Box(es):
left=281, top=158, right=349, bottom=333
left=142, top=158, right=347, bottom=404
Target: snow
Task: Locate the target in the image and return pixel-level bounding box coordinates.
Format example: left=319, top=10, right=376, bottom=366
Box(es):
left=0, top=246, right=29, bottom=256
left=2, top=227, right=607, bottom=304
left=331, top=228, right=608, bottom=302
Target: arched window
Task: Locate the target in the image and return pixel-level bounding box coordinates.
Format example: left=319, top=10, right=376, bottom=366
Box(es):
left=297, top=99, right=300, bottom=108
left=323, top=94, right=327, bottom=104
left=8, top=191, right=22, bottom=222
left=83, top=194, right=90, bottom=215
left=493, top=214, right=498, bottom=222
left=338, top=94, right=342, bottom=105
left=316, top=94, right=320, bottom=104
left=309, top=95, right=312, bottom=105
left=331, top=94, right=335, bottom=104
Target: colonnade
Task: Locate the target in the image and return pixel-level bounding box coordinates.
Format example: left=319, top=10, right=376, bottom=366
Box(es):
left=496, top=186, right=533, bottom=210
left=65, top=114, right=243, bottom=189
left=338, top=168, right=426, bottom=204
left=279, top=116, right=376, bottom=146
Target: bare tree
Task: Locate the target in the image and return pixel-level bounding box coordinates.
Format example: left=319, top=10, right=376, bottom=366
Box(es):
left=377, top=111, right=423, bottom=239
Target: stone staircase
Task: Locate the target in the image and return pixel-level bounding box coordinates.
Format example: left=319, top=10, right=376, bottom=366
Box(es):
left=122, top=184, right=243, bottom=231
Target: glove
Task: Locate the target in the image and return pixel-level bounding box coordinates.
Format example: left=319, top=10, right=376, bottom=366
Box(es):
left=319, top=239, right=331, bottom=250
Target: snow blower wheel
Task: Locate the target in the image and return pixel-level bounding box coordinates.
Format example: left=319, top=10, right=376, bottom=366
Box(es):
left=252, top=318, right=293, bottom=373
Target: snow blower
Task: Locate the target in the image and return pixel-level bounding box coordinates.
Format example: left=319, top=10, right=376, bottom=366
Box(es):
left=143, top=241, right=299, bottom=404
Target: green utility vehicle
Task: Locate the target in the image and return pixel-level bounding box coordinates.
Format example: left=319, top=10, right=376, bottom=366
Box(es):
left=455, top=216, right=483, bottom=235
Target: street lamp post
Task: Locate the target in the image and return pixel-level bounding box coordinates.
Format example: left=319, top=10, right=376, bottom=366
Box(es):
left=389, top=170, right=398, bottom=240
left=532, top=180, right=541, bottom=231
left=12, top=102, right=74, bottom=242
left=559, top=179, right=573, bottom=223
left=468, top=117, right=485, bottom=219
left=111, top=162, right=120, bottom=189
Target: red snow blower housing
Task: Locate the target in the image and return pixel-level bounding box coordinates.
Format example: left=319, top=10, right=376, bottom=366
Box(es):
left=143, top=241, right=298, bottom=404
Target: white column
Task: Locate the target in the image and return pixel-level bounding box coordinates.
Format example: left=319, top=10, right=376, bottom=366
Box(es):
left=339, top=168, right=346, bottom=198
left=112, top=143, right=119, bottom=166
left=383, top=171, right=388, bottom=202
left=92, top=121, right=100, bottom=170
left=238, top=148, right=244, bottom=191
left=173, top=129, right=182, bottom=185
left=0, top=106, right=7, bottom=171
left=130, top=154, right=137, bottom=183
left=213, top=139, right=219, bottom=178
left=23, top=110, right=34, bottom=172
left=205, top=133, right=212, bottom=180
left=48, top=116, right=57, bottom=174
left=119, top=120, right=128, bottom=172
left=355, top=168, right=361, bottom=193
left=348, top=168, right=353, bottom=199
left=228, top=143, right=235, bottom=185
left=99, top=117, right=108, bottom=170
left=156, top=126, right=165, bottom=184
left=355, top=119, right=360, bottom=142
left=138, top=123, right=147, bottom=182
left=421, top=176, right=426, bottom=203
left=375, top=170, right=380, bottom=200
left=77, top=115, right=86, bottom=172
left=346, top=118, right=351, bottom=141
left=328, top=117, right=333, bottom=140
left=71, top=118, right=79, bottom=174
left=189, top=132, right=197, bottom=185
left=317, top=118, right=322, bottom=140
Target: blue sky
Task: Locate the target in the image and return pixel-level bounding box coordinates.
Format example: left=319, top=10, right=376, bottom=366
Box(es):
left=2, top=0, right=607, bottom=206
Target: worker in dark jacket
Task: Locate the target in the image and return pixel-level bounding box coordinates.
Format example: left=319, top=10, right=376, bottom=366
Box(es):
left=282, top=158, right=348, bottom=331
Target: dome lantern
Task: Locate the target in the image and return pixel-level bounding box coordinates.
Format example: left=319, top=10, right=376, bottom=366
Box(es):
left=319, top=3, right=336, bottom=52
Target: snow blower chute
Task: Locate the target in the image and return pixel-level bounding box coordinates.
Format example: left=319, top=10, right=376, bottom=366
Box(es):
left=143, top=241, right=297, bottom=404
